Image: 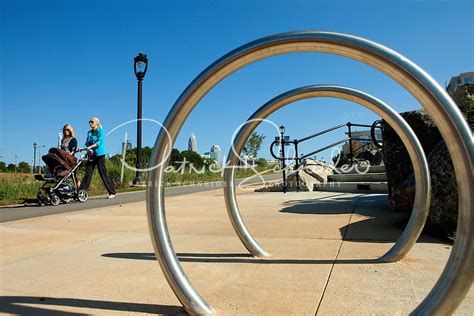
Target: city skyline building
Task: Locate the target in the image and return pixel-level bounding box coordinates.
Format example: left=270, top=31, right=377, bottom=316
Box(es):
left=188, top=133, right=198, bottom=152
left=210, top=145, right=222, bottom=167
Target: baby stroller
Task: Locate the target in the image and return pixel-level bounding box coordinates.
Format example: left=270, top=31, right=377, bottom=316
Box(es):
left=35, top=148, right=89, bottom=206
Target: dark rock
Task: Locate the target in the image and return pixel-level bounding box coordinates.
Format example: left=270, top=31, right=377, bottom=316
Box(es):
left=389, top=140, right=458, bottom=238
left=381, top=85, right=472, bottom=239
left=382, top=110, right=441, bottom=194
left=426, top=141, right=458, bottom=238
left=355, top=149, right=383, bottom=166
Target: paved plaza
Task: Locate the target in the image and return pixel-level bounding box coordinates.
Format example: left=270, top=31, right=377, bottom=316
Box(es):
left=1, top=186, right=472, bottom=315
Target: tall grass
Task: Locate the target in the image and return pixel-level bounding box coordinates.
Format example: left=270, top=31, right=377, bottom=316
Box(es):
left=0, top=173, right=43, bottom=206
left=0, top=162, right=275, bottom=206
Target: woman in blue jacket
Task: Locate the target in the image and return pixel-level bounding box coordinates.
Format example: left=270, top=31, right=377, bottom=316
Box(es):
left=79, top=117, right=116, bottom=199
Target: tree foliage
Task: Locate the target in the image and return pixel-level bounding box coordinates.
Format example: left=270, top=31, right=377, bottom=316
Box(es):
left=170, top=148, right=183, bottom=166
left=109, top=146, right=153, bottom=169
left=180, top=150, right=204, bottom=169
left=256, top=157, right=268, bottom=168
left=0, top=161, right=32, bottom=173
left=242, top=132, right=266, bottom=158
left=18, top=162, right=31, bottom=173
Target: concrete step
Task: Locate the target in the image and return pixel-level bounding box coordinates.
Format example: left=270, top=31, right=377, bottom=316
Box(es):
left=314, top=181, right=388, bottom=193
left=328, top=172, right=387, bottom=183
left=334, top=165, right=386, bottom=175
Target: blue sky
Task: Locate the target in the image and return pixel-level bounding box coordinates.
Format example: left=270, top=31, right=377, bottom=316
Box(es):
left=1, top=0, right=473, bottom=165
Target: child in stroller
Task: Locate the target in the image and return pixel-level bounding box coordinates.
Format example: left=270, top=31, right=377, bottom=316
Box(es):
left=36, top=147, right=89, bottom=206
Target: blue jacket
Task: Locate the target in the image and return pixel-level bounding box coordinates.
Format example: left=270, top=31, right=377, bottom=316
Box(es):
left=84, top=127, right=107, bottom=156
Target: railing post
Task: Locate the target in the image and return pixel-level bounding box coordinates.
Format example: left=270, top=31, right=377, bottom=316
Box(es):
left=294, top=140, right=300, bottom=192
left=347, top=122, right=354, bottom=166
left=280, top=134, right=286, bottom=193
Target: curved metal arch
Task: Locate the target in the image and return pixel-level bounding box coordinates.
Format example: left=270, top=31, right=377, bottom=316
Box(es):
left=147, top=31, right=473, bottom=315
left=223, top=85, right=431, bottom=262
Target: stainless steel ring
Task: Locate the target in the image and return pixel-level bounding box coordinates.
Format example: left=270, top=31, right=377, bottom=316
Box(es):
left=147, top=31, right=473, bottom=315
left=223, top=85, right=431, bottom=264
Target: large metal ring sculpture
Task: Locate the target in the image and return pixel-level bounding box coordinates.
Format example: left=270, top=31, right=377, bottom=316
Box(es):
left=147, top=32, right=473, bottom=315
left=223, top=85, right=431, bottom=262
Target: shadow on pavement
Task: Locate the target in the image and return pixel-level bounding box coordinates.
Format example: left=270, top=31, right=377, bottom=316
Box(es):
left=102, top=252, right=382, bottom=265
left=280, top=193, right=442, bottom=244
left=0, top=296, right=184, bottom=315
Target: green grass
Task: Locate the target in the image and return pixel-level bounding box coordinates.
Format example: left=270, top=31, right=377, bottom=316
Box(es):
left=0, top=163, right=276, bottom=206
left=0, top=173, right=43, bottom=206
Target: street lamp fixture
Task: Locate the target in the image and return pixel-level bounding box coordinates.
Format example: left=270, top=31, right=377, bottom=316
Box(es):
left=279, top=125, right=285, bottom=134
left=133, top=53, right=149, bottom=186
left=134, top=53, right=149, bottom=80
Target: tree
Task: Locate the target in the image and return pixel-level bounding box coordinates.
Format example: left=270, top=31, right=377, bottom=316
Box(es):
left=170, top=148, right=183, bottom=166
left=18, top=161, right=31, bottom=173
left=256, top=158, right=268, bottom=168
left=202, top=157, right=216, bottom=170
left=242, top=132, right=266, bottom=158
left=7, top=164, right=16, bottom=172
left=109, top=145, right=153, bottom=169
left=0, top=161, right=7, bottom=172
left=141, top=146, right=152, bottom=168
left=180, top=150, right=204, bottom=169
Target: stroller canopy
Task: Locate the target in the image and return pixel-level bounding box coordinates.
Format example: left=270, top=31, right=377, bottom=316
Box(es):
left=42, top=148, right=78, bottom=177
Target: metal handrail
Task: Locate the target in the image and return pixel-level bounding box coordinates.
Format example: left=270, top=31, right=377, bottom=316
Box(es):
left=269, top=120, right=383, bottom=191
left=297, top=123, right=347, bottom=143
left=274, top=121, right=382, bottom=162
left=300, top=139, right=347, bottom=159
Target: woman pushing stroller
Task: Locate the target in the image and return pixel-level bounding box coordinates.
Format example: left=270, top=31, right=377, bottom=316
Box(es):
left=37, top=118, right=115, bottom=205
left=37, top=124, right=88, bottom=206
left=78, top=117, right=117, bottom=199
left=42, top=124, right=79, bottom=179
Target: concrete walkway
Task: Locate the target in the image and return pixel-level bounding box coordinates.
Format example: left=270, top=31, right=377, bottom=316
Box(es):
left=0, top=187, right=472, bottom=315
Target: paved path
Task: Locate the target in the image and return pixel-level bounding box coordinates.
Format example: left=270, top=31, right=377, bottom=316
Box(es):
left=0, top=188, right=472, bottom=315
left=0, top=173, right=280, bottom=223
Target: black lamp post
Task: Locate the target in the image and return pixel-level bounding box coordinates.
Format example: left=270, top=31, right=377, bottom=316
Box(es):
left=279, top=125, right=286, bottom=193
left=33, top=143, right=37, bottom=174
left=133, top=53, right=148, bottom=185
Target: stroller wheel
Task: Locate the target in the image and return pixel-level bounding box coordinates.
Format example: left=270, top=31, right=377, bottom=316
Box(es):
left=77, top=189, right=88, bottom=203
left=38, top=198, right=47, bottom=206
left=50, top=194, right=61, bottom=206
left=37, top=189, right=48, bottom=206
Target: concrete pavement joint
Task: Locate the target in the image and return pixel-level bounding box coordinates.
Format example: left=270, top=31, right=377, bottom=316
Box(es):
left=314, top=194, right=362, bottom=315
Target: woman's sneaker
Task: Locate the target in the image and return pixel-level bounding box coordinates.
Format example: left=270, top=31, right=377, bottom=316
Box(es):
left=108, top=194, right=117, bottom=199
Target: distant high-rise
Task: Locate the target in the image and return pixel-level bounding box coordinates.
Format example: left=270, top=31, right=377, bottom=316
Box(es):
left=122, top=141, right=132, bottom=153
left=210, top=145, right=222, bottom=167
left=188, top=133, right=198, bottom=152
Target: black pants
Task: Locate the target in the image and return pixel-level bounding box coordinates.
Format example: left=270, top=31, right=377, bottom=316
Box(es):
left=80, top=155, right=116, bottom=195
